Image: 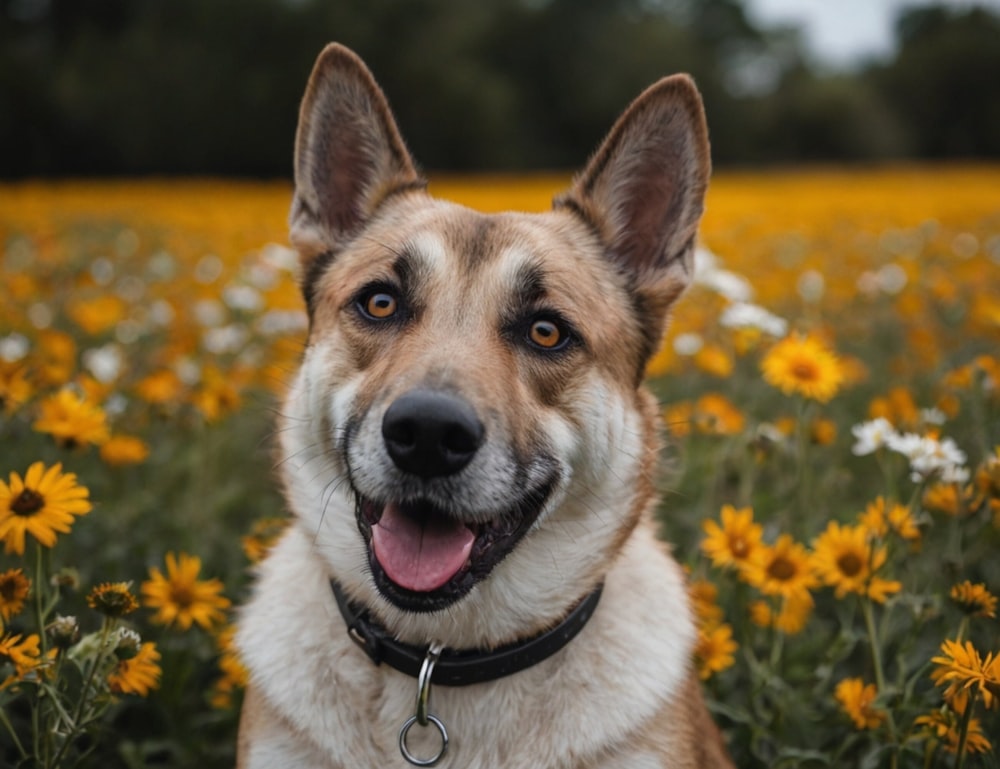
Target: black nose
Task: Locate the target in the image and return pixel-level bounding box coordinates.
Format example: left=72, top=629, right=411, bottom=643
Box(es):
left=382, top=390, right=485, bottom=478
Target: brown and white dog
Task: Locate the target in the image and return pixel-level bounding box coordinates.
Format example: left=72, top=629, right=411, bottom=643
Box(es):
left=236, top=43, right=733, bottom=769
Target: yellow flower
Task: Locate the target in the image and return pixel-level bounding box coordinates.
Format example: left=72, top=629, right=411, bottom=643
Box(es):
left=930, top=639, right=1000, bottom=710
left=693, top=344, right=733, bottom=378
left=868, top=386, right=919, bottom=429
left=99, top=435, right=150, bottom=466
left=973, top=447, right=1000, bottom=523
left=87, top=582, right=140, bottom=617
left=694, top=622, right=737, bottom=680
left=809, top=417, right=837, bottom=446
left=108, top=641, right=161, bottom=696
left=749, top=591, right=813, bottom=635
left=209, top=651, right=249, bottom=709
left=914, top=709, right=992, bottom=754
left=209, top=625, right=249, bottom=709
left=740, top=534, right=818, bottom=598
left=142, top=552, right=231, bottom=631
left=35, top=330, right=77, bottom=388
left=240, top=517, right=289, bottom=563
left=692, top=393, right=746, bottom=436
left=0, top=568, right=31, bottom=622
left=688, top=579, right=725, bottom=626
left=922, top=482, right=968, bottom=517
left=0, top=632, right=45, bottom=679
left=663, top=401, right=693, bottom=438
left=834, top=677, right=885, bottom=729
left=66, top=294, right=127, bottom=336
left=191, top=366, right=242, bottom=422
left=0, top=361, right=32, bottom=415
left=811, top=521, right=901, bottom=604
left=761, top=333, right=844, bottom=403
left=135, top=369, right=184, bottom=406
left=701, top=505, right=763, bottom=572
left=949, top=581, right=997, bottom=618
left=33, top=388, right=110, bottom=448
left=857, top=497, right=921, bottom=542
left=664, top=396, right=746, bottom=438
left=0, top=462, right=93, bottom=555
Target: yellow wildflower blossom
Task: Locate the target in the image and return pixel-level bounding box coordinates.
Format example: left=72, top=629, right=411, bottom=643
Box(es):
left=740, top=535, right=818, bottom=599
left=749, top=590, right=813, bottom=635
left=834, top=678, right=885, bottom=730
left=99, top=435, right=150, bottom=466
left=930, top=639, right=1000, bottom=710
left=87, top=582, right=140, bottom=618
left=811, top=521, right=901, bottom=604
left=858, top=496, right=921, bottom=542
left=33, top=388, right=109, bottom=448
left=0, top=462, right=93, bottom=555
left=701, top=505, right=763, bottom=572
left=914, top=709, right=992, bottom=754
left=761, top=333, right=844, bottom=403
left=0, top=568, right=31, bottom=622
left=142, top=552, right=230, bottom=631
left=694, top=622, right=737, bottom=680
left=949, top=581, right=997, bottom=618
left=108, top=642, right=161, bottom=696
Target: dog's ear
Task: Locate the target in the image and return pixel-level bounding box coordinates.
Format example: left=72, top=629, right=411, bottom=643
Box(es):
left=289, top=43, right=423, bottom=261
left=555, top=74, right=710, bottom=357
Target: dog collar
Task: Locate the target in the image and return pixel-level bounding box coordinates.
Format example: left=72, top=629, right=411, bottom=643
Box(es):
left=330, top=579, right=603, bottom=687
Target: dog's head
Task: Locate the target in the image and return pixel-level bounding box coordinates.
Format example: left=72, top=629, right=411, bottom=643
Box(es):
left=279, top=44, right=709, bottom=646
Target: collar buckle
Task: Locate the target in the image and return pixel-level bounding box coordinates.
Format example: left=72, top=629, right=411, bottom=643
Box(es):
left=332, top=582, right=385, bottom=666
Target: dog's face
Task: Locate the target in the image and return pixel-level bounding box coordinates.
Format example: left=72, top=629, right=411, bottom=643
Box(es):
left=279, top=44, right=709, bottom=646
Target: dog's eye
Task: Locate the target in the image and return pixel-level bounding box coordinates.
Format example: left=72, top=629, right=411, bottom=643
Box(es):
left=528, top=319, right=565, bottom=350
left=361, top=291, right=398, bottom=320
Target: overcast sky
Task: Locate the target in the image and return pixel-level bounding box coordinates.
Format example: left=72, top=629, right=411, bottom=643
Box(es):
left=743, top=0, right=1000, bottom=67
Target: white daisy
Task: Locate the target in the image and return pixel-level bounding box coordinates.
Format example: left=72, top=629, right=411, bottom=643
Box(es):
left=851, top=418, right=898, bottom=456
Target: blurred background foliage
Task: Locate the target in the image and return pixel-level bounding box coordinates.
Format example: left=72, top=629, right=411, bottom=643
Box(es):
left=2, top=0, right=1000, bottom=178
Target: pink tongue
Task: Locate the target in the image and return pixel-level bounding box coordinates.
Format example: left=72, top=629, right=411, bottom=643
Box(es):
left=372, top=504, right=475, bottom=592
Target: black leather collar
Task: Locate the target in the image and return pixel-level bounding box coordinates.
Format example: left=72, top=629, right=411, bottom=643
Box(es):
left=330, top=579, right=603, bottom=687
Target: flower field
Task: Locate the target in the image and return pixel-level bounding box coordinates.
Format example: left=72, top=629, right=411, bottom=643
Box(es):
left=1, top=166, right=999, bottom=768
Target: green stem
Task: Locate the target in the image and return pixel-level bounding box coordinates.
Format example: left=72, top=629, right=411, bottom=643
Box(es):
left=953, top=691, right=977, bottom=769
left=792, top=398, right=812, bottom=538
left=33, top=542, right=49, bottom=655
left=861, top=597, right=899, bottom=744
left=0, top=704, right=29, bottom=760
left=875, top=448, right=898, bottom=505
left=954, top=617, right=969, bottom=644
left=862, top=598, right=887, bottom=691
left=49, top=618, right=116, bottom=769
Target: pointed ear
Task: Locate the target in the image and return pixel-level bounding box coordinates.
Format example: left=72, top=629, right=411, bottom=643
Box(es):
left=289, top=43, right=423, bottom=260
left=555, top=74, right=710, bottom=350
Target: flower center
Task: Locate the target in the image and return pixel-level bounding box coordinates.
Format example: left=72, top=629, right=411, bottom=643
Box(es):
left=791, top=360, right=819, bottom=382
left=768, top=557, right=797, bottom=581
left=11, top=489, right=44, bottom=516
left=730, top=536, right=750, bottom=559
left=171, top=584, right=194, bottom=608
left=837, top=553, right=864, bottom=577
left=1, top=578, right=20, bottom=602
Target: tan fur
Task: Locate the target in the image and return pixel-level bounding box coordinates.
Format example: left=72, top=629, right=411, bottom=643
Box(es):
left=236, top=43, right=733, bottom=769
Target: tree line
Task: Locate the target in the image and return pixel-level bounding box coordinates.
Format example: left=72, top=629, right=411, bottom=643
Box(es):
left=2, top=0, right=999, bottom=177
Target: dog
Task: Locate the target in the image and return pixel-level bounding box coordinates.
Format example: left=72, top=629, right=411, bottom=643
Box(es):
left=235, top=42, right=733, bottom=769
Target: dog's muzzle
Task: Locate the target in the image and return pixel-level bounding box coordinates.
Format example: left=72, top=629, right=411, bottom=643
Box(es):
left=354, top=388, right=556, bottom=612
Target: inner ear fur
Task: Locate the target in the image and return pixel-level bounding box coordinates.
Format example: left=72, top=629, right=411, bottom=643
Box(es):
left=555, top=74, right=711, bottom=342
left=289, top=43, right=424, bottom=262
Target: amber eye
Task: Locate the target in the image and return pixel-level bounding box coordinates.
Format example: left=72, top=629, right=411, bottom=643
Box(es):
left=528, top=319, right=563, bottom=349
left=363, top=291, right=398, bottom=319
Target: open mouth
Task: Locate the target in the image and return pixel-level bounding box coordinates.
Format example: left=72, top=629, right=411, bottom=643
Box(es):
left=356, top=482, right=553, bottom=612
